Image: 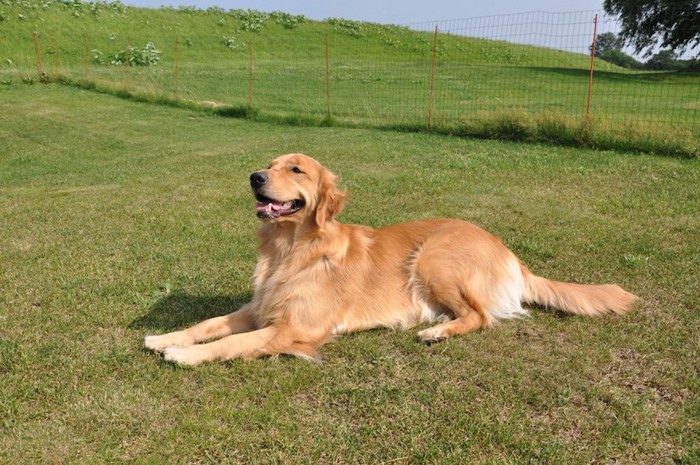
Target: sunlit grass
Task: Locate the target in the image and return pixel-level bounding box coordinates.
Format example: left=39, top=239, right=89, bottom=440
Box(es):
left=0, top=83, right=698, bottom=463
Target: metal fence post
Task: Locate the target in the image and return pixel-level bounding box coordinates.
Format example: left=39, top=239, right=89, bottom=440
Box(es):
left=325, top=33, right=331, bottom=120
left=428, top=25, right=439, bottom=129
left=584, top=14, right=598, bottom=140
left=248, top=35, right=254, bottom=112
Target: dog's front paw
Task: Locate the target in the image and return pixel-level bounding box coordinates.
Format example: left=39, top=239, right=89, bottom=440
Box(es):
left=163, top=346, right=204, bottom=366
left=144, top=335, right=171, bottom=353
left=144, top=332, right=192, bottom=353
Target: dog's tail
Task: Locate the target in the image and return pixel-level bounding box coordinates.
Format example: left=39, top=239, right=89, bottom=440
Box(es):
left=520, top=262, right=638, bottom=316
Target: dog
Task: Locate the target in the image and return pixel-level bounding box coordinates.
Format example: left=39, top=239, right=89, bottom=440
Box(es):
left=144, top=153, right=638, bottom=365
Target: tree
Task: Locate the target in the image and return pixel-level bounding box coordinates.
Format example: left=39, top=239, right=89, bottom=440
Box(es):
left=592, top=32, right=625, bottom=56
left=645, top=49, right=679, bottom=70
left=603, top=0, right=700, bottom=57
left=591, top=32, right=641, bottom=68
left=600, top=49, right=642, bottom=69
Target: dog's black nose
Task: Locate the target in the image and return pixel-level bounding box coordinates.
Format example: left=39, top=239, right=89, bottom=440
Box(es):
left=250, top=172, right=268, bottom=188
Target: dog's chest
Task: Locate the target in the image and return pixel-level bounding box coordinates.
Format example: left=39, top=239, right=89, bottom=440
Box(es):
left=252, top=253, right=339, bottom=324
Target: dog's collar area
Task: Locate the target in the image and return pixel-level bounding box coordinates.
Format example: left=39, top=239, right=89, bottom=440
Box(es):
left=255, top=195, right=305, bottom=219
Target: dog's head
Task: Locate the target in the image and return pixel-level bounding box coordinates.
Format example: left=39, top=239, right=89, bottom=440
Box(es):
left=250, top=154, right=347, bottom=227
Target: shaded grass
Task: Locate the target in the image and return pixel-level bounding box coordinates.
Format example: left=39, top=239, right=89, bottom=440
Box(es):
left=0, top=83, right=698, bottom=463
left=35, top=74, right=699, bottom=157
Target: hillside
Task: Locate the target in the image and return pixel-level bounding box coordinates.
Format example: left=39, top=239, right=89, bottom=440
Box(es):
left=0, top=0, right=619, bottom=72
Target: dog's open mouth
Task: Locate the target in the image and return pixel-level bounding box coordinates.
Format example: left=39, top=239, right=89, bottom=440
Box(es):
left=255, top=194, right=305, bottom=219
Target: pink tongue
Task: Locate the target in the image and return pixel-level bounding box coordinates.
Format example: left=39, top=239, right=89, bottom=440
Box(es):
left=256, top=201, right=292, bottom=213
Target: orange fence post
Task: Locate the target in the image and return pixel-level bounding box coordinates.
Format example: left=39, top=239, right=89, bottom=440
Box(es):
left=325, top=33, right=331, bottom=120
left=584, top=14, right=598, bottom=140
left=248, top=35, right=253, bottom=112
left=428, top=25, right=439, bottom=129
left=33, top=32, right=43, bottom=78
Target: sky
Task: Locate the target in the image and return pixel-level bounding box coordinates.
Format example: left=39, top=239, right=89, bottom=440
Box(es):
left=121, top=0, right=607, bottom=25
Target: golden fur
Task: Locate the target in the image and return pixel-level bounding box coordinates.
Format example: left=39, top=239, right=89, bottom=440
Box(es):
left=144, top=153, right=638, bottom=365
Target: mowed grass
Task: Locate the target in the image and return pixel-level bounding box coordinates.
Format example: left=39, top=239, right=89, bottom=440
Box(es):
left=1, top=83, right=699, bottom=464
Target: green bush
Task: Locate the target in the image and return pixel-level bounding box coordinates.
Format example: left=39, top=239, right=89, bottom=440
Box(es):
left=230, top=8, right=269, bottom=32
left=222, top=35, right=237, bottom=51
left=327, top=18, right=364, bottom=37
left=96, top=42, right=161, bottom=66
left=270, top=10, right=305, bottom=29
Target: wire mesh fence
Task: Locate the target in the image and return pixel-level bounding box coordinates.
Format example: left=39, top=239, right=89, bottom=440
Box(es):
left=22, top=6, right=700, bottom=152
left=405, top=10, right=699, bottom=133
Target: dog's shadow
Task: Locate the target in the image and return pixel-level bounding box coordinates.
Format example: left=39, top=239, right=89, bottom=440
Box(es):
left=129, top=293, right=575, bottom=335
left=129, top=292, right=252, bottom=332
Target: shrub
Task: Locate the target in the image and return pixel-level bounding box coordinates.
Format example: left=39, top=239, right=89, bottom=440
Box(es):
left=106, top=42, right=161, bottom=66
left=206, top=6, right=225, bottom=15
left=230, top=9, right=269, bottom=32
left=327, top=18, right=364, bottom=37
left=57, top=0, right=126, bottom=18
left=91, top=48, right=104, bottom=64
left=222, top=36, right=237, bottom=51
left=176, top=5, right=197, bottom=14
left=270, top=11, right=305, bottom=29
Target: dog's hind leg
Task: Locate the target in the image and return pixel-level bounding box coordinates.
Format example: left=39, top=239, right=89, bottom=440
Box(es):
left=415, top=271, right=489, bottom=343
left=412, top=239, right=492, bottom=344
left=417, top=310, right=483, bottom=343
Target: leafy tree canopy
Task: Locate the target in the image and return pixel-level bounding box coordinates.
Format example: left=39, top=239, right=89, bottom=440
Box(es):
left=603, top=0, right=700, bottom=57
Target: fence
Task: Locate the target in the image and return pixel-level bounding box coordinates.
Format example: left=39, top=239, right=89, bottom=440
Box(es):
left=20, top=7, right=700, bottom=151
left=405, top=11, right=699, bottom=134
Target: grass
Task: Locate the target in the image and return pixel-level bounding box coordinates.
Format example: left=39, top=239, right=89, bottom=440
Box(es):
left=1, top=82, right=699, bottom=463
left=0, top=1, right=698, bottom=156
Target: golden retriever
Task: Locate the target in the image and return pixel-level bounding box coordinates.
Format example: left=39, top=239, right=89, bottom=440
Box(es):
left=144, top=153, right=638, bottom=365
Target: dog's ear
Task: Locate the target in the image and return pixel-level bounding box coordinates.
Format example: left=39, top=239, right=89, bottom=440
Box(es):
left=315, top=171, right=347, bottom=227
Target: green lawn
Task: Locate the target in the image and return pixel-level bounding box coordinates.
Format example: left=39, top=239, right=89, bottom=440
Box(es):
left=1, top=83, right=698, bottom=463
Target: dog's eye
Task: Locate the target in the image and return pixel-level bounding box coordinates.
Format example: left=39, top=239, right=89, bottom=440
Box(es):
left=291, top=166, right=303, bottom=174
